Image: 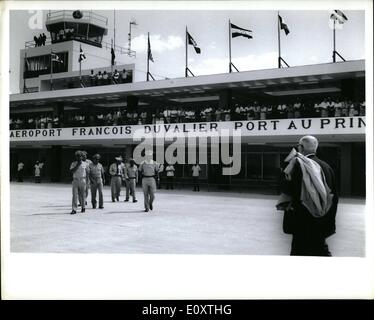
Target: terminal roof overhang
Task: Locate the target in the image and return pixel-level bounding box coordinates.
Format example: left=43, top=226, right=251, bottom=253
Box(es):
left=10, top=59, right=365, bottom=110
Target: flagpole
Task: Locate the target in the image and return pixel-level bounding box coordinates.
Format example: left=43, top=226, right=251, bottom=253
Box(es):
left=185, top=26, right=188, bottom=77
left=147, top=32, right=150, bottom=81
left=23, top=47, right=28, bottom=93
left=79, top=44, right=82, bottom=81
left=111, top=38, right=114, bottom=73
left=333, top=19, right=336, bottom=62
left=50, top=49, right=53, bottom=90
left=229, top=19, right=232, bottom=73
left=277, top=12, right=281, bottom=68
left=113, top=10, right=116, bottom=51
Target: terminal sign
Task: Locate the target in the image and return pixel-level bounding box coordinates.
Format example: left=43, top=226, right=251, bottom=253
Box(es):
left=9, top=117, right=366, bottom=142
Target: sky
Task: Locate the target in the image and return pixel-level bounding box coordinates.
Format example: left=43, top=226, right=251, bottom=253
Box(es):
left=9, top=9, right=365, bottom=94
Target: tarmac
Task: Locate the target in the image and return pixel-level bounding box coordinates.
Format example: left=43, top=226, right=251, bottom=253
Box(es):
left=9, top=182, right=366, bottom=256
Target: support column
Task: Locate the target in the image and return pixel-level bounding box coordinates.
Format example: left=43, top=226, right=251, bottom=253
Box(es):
left=219, top=89, right=232, bottom=109
left=125, top=145, right=133, bottom=160
left=53, top=102, right=65, bottom=127
left=50, top=146, right=62, bottom=182
left=127, top=95, right=139, bottom=111
left=340, top=143, right=352, bottom=196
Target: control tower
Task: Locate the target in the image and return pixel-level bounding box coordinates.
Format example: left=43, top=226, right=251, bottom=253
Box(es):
left=20, top=10, right=135, bottom=93
left=45, top=10, right=108, bottom=48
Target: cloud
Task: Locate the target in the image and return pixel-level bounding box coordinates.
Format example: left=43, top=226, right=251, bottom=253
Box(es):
left=131, top=34, right=184, bottom=53
left=190, top=51, right=278, bottom=75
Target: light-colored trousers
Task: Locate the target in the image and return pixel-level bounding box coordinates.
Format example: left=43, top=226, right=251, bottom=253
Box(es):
left=85, top=179, right=90, bottom=201
left=142, top=177, right=156, bottom=210
left=72, top=178, right=86, bottom=210
left=91, top=179, right=103, bottom=207
left=111, top=176, right=122, bottom=200
left=126, top=178, right=137, bottom=200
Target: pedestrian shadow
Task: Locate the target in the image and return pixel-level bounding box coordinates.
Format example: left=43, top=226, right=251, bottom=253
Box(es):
left=105, top=210, right=145, bottom=214
left=30, top=212, right=70, bottom=216
left=41, top=205, right=71, bottom=208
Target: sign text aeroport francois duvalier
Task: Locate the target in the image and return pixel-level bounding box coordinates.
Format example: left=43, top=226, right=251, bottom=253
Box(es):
left=10, top=117, right=366, bottom=141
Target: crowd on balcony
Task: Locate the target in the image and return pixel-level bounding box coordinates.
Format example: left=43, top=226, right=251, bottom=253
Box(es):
left=10, top=98, right=366, bottom=130
left=87, top=69, right=133, bottom=86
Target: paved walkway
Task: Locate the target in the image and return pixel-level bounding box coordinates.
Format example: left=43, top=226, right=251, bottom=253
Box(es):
left=9, top=182, right=365, bottom=256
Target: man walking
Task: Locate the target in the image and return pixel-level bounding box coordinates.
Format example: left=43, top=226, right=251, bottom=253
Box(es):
left=89, top=154, right=105, bottom=209
left=191, top=163, right=201, bottom=191
left=165, top=163, right=175, bottom=190
left=124, top=158, right=138, bottom=203
left=81, top=151, right=92, bottom=206
left=277, top=135, right=339, bottom=256
left=17, top=161, right=25, bottom=182
left=70, top=150, right=89, bottom=214
left=138, top=150, right=160, bottom=212
left=109, top=156, right=124, bottom=202
left=34, top=161, right=42, bottom=183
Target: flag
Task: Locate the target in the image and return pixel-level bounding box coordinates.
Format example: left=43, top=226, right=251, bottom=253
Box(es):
left=51, top=52, right=63, bottom=63
left=24, top=58, right=30, bottom=72
left=78, top=46, right=86, bottom=63
left=111, top=47, right=115, bottom=66
left=330, top=10, right=348, bottom=24
left=148, top=36, right=154, bottom=62
left=230, top=23, right=252, bottom=39
left=278, top=15, right=290, bottom=35
left=187, top=31, right=201, bottom=54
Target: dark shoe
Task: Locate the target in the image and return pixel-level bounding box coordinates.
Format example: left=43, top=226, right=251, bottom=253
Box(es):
left=116, top=197, right=119, bottom=201
left=70, top=210, right=76, bottom=215
left=133, top=199, right=138, bottom=203
left=150, top=204, right=153, bottom=211
left=145, top=209, right=149, bottom=212
left=112, top=199, right=115, bottom=202
left=81, top=208, right=85, bottom=213
left=124, top=199, right=129, bottom=202
left=99, top=206, right=104, bottom=209
left=92, top=204, right=96, bottom=209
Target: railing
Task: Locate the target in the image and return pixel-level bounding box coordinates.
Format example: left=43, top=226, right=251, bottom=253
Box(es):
left=46, top=10, right=108, bottom=27
left=25, top=37, right=136, bottom=57
left=25, top=38, right=52, bottom=49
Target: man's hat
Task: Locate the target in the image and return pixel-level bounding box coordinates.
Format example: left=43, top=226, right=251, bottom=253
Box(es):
left=115, top=156, right=123, bottom=161
left=92, top=154, right=101, bottom=160
left=75, top=150, right=82, bottom=156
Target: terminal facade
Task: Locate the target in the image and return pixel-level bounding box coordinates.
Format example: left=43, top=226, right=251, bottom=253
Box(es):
left=9, top=10, right=366, bottom=197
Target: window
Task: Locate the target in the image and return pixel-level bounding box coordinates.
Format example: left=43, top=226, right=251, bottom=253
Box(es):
left=247, top=153, right=262, bottom=179
left=24, top=52, right=68, bottom=78
left=263, top=153, right=280, bottom=180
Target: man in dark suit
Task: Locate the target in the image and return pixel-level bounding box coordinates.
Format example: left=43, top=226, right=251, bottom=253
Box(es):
left=281, top=135, right=339, bottom=256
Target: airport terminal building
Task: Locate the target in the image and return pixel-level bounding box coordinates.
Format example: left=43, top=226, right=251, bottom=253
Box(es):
left=9, top=11, right=366, bottom=197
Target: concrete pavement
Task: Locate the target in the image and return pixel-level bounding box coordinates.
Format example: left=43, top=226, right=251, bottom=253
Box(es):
left=9, top=182, right=365, bottom=256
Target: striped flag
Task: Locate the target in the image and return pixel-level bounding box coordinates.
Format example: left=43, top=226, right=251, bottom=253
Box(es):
left=78, top=46, right=86, bottom=63
left=187, top=31, right=201, bottom=54
left=278, top=15, right=290, bottom=35
left=51, top=52, right=63, bottom=63
left=330, top=10, right=348, bottom=24
left=231, top=23, right=253, bottom=39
